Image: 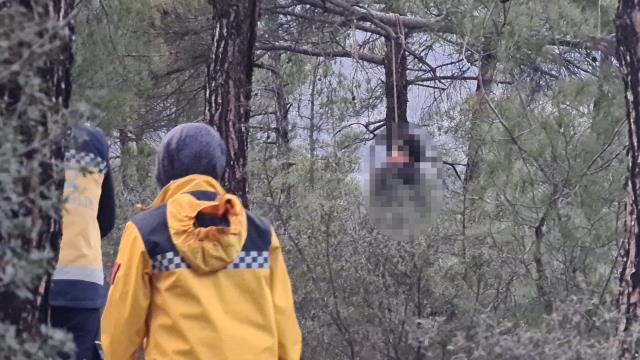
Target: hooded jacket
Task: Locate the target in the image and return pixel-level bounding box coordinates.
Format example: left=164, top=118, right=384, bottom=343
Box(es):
left=100, top=175, right=301, bottom=360
left=50, top=125, right=115, bottom=308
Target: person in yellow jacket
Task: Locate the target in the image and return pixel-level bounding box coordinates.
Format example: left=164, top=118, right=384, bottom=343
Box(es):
left=100, top=123, right=302, bottom=360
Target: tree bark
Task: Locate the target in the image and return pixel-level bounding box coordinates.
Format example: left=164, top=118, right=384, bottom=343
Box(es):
left=270, top=53, right=290, bottom=156
left=382, top=21, right=409, bottom=156
left=205, top=0, right=260, bottom=206
left=255, top=43, right=385, bottom=65
left=533, top=212, right=554, bottom=315
left=464, top=40, right=498, bottom=186
left=460, top=38, right=498, bottom=272
left=0, top=0, right=73, bottom=332
left=308, top=61, right=320, bottom=189
left=617, top=1, right=640, bottom=357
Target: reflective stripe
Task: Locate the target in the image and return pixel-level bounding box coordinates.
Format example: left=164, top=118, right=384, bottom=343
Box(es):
left=53, top=265, right=104, bottom=285
left=65, top=149, right=108, bottom=174
left=151, top=251, right=189, bottom=273
left=227, top=251, right=269, bottom=269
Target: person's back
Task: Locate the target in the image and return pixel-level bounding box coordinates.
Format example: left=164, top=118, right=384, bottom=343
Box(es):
left=50, top=124, right=115, bottom=360
left=100, top=123, right=301, bottom=360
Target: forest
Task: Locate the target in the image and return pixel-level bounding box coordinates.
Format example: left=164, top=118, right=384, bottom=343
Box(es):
left=4, top=0, right=640, bottom=359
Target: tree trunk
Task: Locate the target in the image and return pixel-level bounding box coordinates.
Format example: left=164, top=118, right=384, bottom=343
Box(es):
left=308, top=61, right=320, bottom=189
left=270, top=53, right=290, bottom=156
left=533, top=212, right=554, bottom=315
left=205, top=0, right=260, bottom=206
left=617, top=1, right=640, bottom=357
left=0, top=0, right=73, bottom=333
left=459, top=40, right=497, bottom=275
left=382, top=23, right=409, bottom=156
left=464, top=40, right=498, bottom=186
left=119, top=128, right=133, bottom=193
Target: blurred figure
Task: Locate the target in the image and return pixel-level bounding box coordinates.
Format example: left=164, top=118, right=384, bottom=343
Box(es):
left=100, top=123, right=301, bottom=360
left=50, top=125, right=116, bottom=360
left=363, top=122, right=443, bottom=238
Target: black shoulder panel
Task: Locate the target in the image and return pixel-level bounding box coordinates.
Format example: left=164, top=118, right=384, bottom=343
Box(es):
left=244, top=212, right=272, bottom=252
left=131, top=204, right=177, bottom=258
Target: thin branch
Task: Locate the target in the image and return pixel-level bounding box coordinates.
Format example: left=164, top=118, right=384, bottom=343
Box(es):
left=250, top=111, right=278, bottom=118
left=271, top=8, right=386, bottom=37
left=298, top=0, right=454, bottom=33
left=409, top=74, right=477, bottom=84
left=444, top=161, right=465, bottom=183
left=405, top=46, right=441, bottom=82
left=254, top=62, right=282, bottom=78
left=582, top=118, right=626, bottom=176
left=334, top=119, right=386, bottom=137
left=255, top=42, right=384, bottom=65
left=553, top=35, right=616, bottom=58
left=296, top=0, right=615, bottom=55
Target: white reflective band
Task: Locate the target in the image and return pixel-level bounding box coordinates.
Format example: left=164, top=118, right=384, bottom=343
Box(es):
left=65, top=149, right=108, bottom=174
left=53, top=265, right=104, bottom=285
left=227, top=251, right=269, bottom=269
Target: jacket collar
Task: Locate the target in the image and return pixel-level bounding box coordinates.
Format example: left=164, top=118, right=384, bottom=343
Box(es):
left=150, top=174, right=227, bottom=207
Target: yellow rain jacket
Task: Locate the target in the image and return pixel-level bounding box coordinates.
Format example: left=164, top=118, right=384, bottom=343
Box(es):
left=101, top=175, right=302, bottom=360
left=50, top=125, right=115, bottom=308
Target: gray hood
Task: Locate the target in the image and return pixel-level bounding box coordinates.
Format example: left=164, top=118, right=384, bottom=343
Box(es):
left=155, top=123, right=227, bottom=187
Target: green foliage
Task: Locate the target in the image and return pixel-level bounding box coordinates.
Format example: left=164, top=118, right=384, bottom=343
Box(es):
left=0, top=2, right=77, bottom=358
left=0, top=323, right=75, bottom=360
left=412, top=297, right=628, bottom=359
left=103, top=140, right=158, bottom=267
left=70, top=0, right=628, bottom=358
left=74, top=0, right=166, bottom=132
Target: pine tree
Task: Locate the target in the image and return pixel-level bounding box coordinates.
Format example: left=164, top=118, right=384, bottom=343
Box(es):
left=0, top=0, right=75, bottom=356
left=616, top=0, right=640, bottom=357
left=205, top=0, right=261, bottom=204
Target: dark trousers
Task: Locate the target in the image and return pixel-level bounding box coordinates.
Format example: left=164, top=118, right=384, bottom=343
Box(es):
left=50, top=306, right=101, bottom=360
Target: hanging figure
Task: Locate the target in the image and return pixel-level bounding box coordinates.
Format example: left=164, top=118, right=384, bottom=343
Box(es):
left=365, top=122, right=443, bottom=238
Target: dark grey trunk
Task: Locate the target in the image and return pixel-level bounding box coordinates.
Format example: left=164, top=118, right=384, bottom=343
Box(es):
left=384, top=34, right=408, bottom=127
left=205, top=0, right=260, bottom=206
left=270, top=53, right=290, bottom=156
left=461, top=32, right=499, bottom=281
left=533, top=211, right=554, bottom=315
left=464, top=40, right=497, bottom=187
left=616, top=1, right=640, bottom=357
left=308, top=61, right=320, bottom=189
left=0, top=0, right=73, bottom=333
left=382, top=22, right=409, bottom=157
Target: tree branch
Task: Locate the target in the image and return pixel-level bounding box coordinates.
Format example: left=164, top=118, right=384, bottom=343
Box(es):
left=295, top=0, right=615, bottom=56
left=444, top=161, right=465, bottom=183
left=552, top=35, right=616, bottom=58
left=409, top=75, right=478, bottom=84
left=298, top=0, right=454, bottom=33
left=271, top=8, right=386, bottom=37
left=334, top=118, right=386, bottom=137
left=255, top=43, right=384, bottom=65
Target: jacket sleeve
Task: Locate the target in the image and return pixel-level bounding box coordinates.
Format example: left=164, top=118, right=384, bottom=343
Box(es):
left=73, top=124, right=116, bottom=238
left=101, top=222, right=151, bottom=360
left=269, top=230, right=302, bottom=360
left=97, top=147, right=116, bottom=238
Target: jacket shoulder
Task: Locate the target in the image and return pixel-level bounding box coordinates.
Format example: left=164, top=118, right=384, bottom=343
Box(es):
left=244, top=212, right=272, bottom=252
left=65, top=126, right=109, bottom=174
left=131, top=204, right=175, bottom=258
left=70, top=125, right=109, bottom=160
